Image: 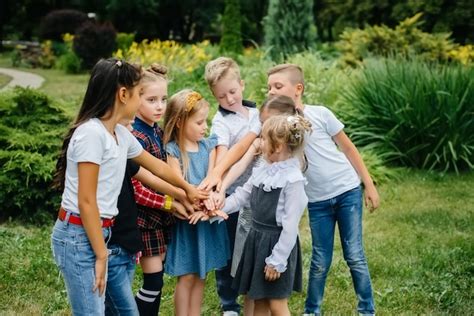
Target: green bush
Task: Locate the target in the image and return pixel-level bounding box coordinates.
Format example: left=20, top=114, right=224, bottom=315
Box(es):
left=55, top=51, right=82, bottom=74
left=337, top=13, right=473, bottom=67
left=220, top=0, right=243, bottom=55
left=0, top=88, right=69, bottom=223
left=116, top=32, right=135, bottom=53
left=341, top=58, right=474, bottom=173
left=263, top=0, right=316, bottom=61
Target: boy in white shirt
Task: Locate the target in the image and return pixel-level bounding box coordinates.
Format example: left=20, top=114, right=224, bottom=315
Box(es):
left=267, top=64, right=379, bottom=316
left=204, top=57, right=261, bottom=316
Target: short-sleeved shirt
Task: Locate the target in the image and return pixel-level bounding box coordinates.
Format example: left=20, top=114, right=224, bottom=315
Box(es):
left=303, top=105, right=360, bottom=202
left=210, top=100, right=261, bottom=193
left=61, top=118, right=143, bottom=218
left=166, top=135, right=218, bottom=186
left=109, top=160, right=143, bottom=253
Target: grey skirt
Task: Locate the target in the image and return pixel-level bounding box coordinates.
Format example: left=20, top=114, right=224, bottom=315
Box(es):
left=232, top=223, right=302, bottom=300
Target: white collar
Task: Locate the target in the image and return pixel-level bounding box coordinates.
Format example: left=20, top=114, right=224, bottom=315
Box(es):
left=250, top=157, right=306, bottom=192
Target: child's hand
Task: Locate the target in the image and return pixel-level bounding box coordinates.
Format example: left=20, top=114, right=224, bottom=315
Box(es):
left=178, top=198, right=195, bottom=215
left=198, top=170, right=222, bottom=192
left=264, top=264, right=280, bottom=281
left=188, top=211, right=209, bottom=225
left=202, top=197, right=216, bottom=212
left=171, top=200, right=189, bottom=220
left=93, top=254, right=108, bottom=296
left=212, top=190, right=226, bottom=210
left=364, top=184, right=380, bottom=212
left=206, top=209, right=229, bottom=220
left=185, top=186, right=209, bottom=205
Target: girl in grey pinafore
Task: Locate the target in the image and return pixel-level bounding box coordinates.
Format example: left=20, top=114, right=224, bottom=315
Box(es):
left=234, top=183, right=302, bottom=299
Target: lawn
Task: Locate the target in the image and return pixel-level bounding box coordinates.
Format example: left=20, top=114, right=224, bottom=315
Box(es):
left=0, top=73, right=12, bottom=89
left=1, top=170, right=473, bottom=315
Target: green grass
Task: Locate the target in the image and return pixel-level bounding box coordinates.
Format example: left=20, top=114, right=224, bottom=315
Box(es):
left=1, top=170, right=473, bottom=314
left=0, top=52, right=88, bottom=117
left=0, top=73, right=12, bottom=89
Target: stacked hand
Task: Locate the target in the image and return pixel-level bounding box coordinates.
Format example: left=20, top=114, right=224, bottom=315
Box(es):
left=188, top=191, right=228, bottom=224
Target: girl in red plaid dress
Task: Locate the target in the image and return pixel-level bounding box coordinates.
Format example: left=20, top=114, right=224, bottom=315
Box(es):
left=132, top=65, right=195, bottom=315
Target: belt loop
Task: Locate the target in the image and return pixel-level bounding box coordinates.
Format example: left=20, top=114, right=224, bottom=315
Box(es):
left=63, top=209, right=71, bottom=227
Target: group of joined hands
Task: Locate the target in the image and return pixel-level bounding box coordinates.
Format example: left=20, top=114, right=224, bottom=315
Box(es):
left=171, top=175, right=230, bottom=225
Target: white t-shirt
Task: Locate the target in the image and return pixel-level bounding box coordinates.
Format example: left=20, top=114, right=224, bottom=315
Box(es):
left=211, top=105, right=261, bottom=193
left=61, top=118, right=143, bottom=218
left=303, top=105, right=360, bottom=202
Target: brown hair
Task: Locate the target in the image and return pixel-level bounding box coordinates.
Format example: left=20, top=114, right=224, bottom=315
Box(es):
left=262, top=114, right=312, bottom=157
left=142, top=63, right=167, bottom=84
left=204, top=57, right=241, bottom=87
left=267, top=63, right=305, bottom=94
left=261, top=95, right=299, bottom=116
left=163, top=89, right=209, bottom=179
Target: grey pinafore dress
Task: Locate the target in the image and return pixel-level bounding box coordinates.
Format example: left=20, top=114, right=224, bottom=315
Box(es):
left=232, top=184, right=302, bottom=300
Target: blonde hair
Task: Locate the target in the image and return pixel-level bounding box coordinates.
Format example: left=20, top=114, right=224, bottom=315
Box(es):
left=262, top=114, right=312, bottom=157
left=204, top=57, right=241, bottom=87
left=267, top=63, right=305, bottom=93
left=141, top=63, right=167, bottom=84
left=163, top=89, right=209, bottom=179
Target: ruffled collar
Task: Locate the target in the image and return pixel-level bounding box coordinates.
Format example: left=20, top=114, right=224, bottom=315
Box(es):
left=250, top=157, right=306, bottom=192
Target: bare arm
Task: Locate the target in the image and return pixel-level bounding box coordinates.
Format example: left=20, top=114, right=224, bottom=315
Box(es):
left=199, top=132, right=258, bottom=190
left=132, top=150, right=209, bottom=202
left=77, top=162, right=108, bottom=296
left=133, top=167, right=187, bottom=202
left=333, top=131, right=380, bottom=212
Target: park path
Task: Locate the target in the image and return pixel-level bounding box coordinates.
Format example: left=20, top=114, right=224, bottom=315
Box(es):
left=0, top=67, right=44, bottom=91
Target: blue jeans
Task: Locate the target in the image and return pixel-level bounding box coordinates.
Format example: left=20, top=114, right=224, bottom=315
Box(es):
left=51, top=218, right=111, bottom=316
left=304, top=186, right=375, bottom=315
left=215, top=211, right=240, bottom=313
left=105, top=244, right=138, bottom=316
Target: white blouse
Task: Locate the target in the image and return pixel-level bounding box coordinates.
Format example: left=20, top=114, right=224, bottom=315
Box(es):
left=222, top=157, right=308, bottom=272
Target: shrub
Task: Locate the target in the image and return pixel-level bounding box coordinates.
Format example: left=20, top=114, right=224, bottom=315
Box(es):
left=341, top=58, right=474, bottom=173
left=55, top=33, right=82, bottom=74
left=0, top=88, right=70, bottom=223
left=263, top=0, right=316, bottom=61
left=220, top=0, right=243, bottom=55
left=116, top=39, right=213, bottom=74
left=337, top=13, right=473, bottom=67
left=116, top=32, right=135, bottom=53
left=73, top=21, right=117, bottom=69
left=40, top=9, right=88, bottom=41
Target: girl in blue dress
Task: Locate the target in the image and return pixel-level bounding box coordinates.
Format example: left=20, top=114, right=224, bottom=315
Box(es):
left=163, top=89, right=230, bottom=316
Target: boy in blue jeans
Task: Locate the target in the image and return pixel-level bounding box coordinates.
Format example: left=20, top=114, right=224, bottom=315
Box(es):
left=204, top=57, right=261, bottom=315
left=267, top=64, right=380, bottom=316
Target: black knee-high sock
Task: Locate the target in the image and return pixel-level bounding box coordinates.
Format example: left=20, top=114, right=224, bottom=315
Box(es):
left=135, top=271, right=164, bottom=316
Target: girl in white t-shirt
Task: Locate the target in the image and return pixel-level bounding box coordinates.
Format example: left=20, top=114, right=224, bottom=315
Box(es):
left=51, top=58, right=207, bottom=315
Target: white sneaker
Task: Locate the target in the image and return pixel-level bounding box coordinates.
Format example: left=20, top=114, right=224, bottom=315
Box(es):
left=223, top=311, right=239, bottom=316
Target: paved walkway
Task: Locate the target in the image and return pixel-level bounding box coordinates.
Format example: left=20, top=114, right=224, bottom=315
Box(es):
left=0, top=67, right=44, bottom=91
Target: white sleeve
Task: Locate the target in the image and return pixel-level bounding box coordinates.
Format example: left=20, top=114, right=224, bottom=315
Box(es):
left=125, top=129, right=144, bottom=158
left=249, top=109, right=262, bottom=135
left=265, top=180, right=307, bottom=272
left=210, top=116, right=231, bottom=147
left=322, top=106, right=344, bottom=136
left=69, top=124, right=104, bottom=164
left=222, top=179, right=253, bottom=214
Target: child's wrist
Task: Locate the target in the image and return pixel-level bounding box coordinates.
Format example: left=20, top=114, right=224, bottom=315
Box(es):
left=163, top=195, right=174, bottom=212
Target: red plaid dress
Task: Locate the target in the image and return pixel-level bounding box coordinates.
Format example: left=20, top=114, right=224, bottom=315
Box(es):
left=132, top=119, right=175, bottom=256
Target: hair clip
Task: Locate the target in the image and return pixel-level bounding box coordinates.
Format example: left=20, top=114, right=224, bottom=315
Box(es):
left=185, top=92, right=202, bottom=112
left=115, top=60, right=123, bottom=68
left=294, top=133, right=301, bottom=139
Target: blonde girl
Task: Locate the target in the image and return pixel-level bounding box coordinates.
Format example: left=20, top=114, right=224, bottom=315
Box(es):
left=163, top=89, right=230, bottom=316
left=219, top=114, right=312, bottom=316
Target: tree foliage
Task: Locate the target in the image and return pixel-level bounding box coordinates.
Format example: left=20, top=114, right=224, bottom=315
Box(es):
left=220, top=0, right=243, bottom=54
left=264, top=0, right=315, bottom=60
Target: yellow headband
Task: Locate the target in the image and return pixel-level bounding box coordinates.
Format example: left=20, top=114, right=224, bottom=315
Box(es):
left=185, top=91, right=202, bottom=112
